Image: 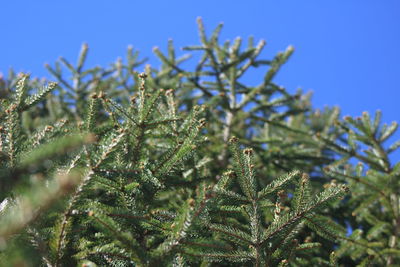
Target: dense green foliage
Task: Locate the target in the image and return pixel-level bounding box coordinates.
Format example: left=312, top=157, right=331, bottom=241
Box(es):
left=0, top=19, right=399, bottom=266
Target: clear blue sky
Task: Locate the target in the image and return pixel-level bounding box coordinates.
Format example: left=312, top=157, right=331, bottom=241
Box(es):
left=1, top=1, right=399, bottom=159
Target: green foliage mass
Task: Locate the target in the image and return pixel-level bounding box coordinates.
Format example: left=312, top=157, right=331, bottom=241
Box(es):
left=0, top=18, right=399, bottom=266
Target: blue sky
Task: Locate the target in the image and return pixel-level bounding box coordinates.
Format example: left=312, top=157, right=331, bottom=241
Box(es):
left=1, top=1, right=399, bottom=159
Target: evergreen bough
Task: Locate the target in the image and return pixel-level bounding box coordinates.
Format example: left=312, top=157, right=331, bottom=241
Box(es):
left=0, top=18, right=398, bottom=266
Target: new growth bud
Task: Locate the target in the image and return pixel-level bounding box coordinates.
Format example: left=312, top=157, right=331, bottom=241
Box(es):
left=229, top=136, right=239, bottom=143
left=138, top=72, right=148, bottom=79
left=243, top=148, right=253, bottom=155
left=165, top=89, right=174, bottom=95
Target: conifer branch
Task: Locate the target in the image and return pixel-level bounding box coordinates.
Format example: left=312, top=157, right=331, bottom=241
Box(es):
left=0, top=171, right=82, bottom=241
left=1, top=20, right=397, bottom=266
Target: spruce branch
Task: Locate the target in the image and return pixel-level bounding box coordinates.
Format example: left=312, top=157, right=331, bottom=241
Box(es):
left=0, top=170, right=83, bottom=242
left=1, top=19, right=396, bottom=266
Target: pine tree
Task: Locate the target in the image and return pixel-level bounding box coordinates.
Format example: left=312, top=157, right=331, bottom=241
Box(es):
left=0, top=18, right=398, bottom=266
